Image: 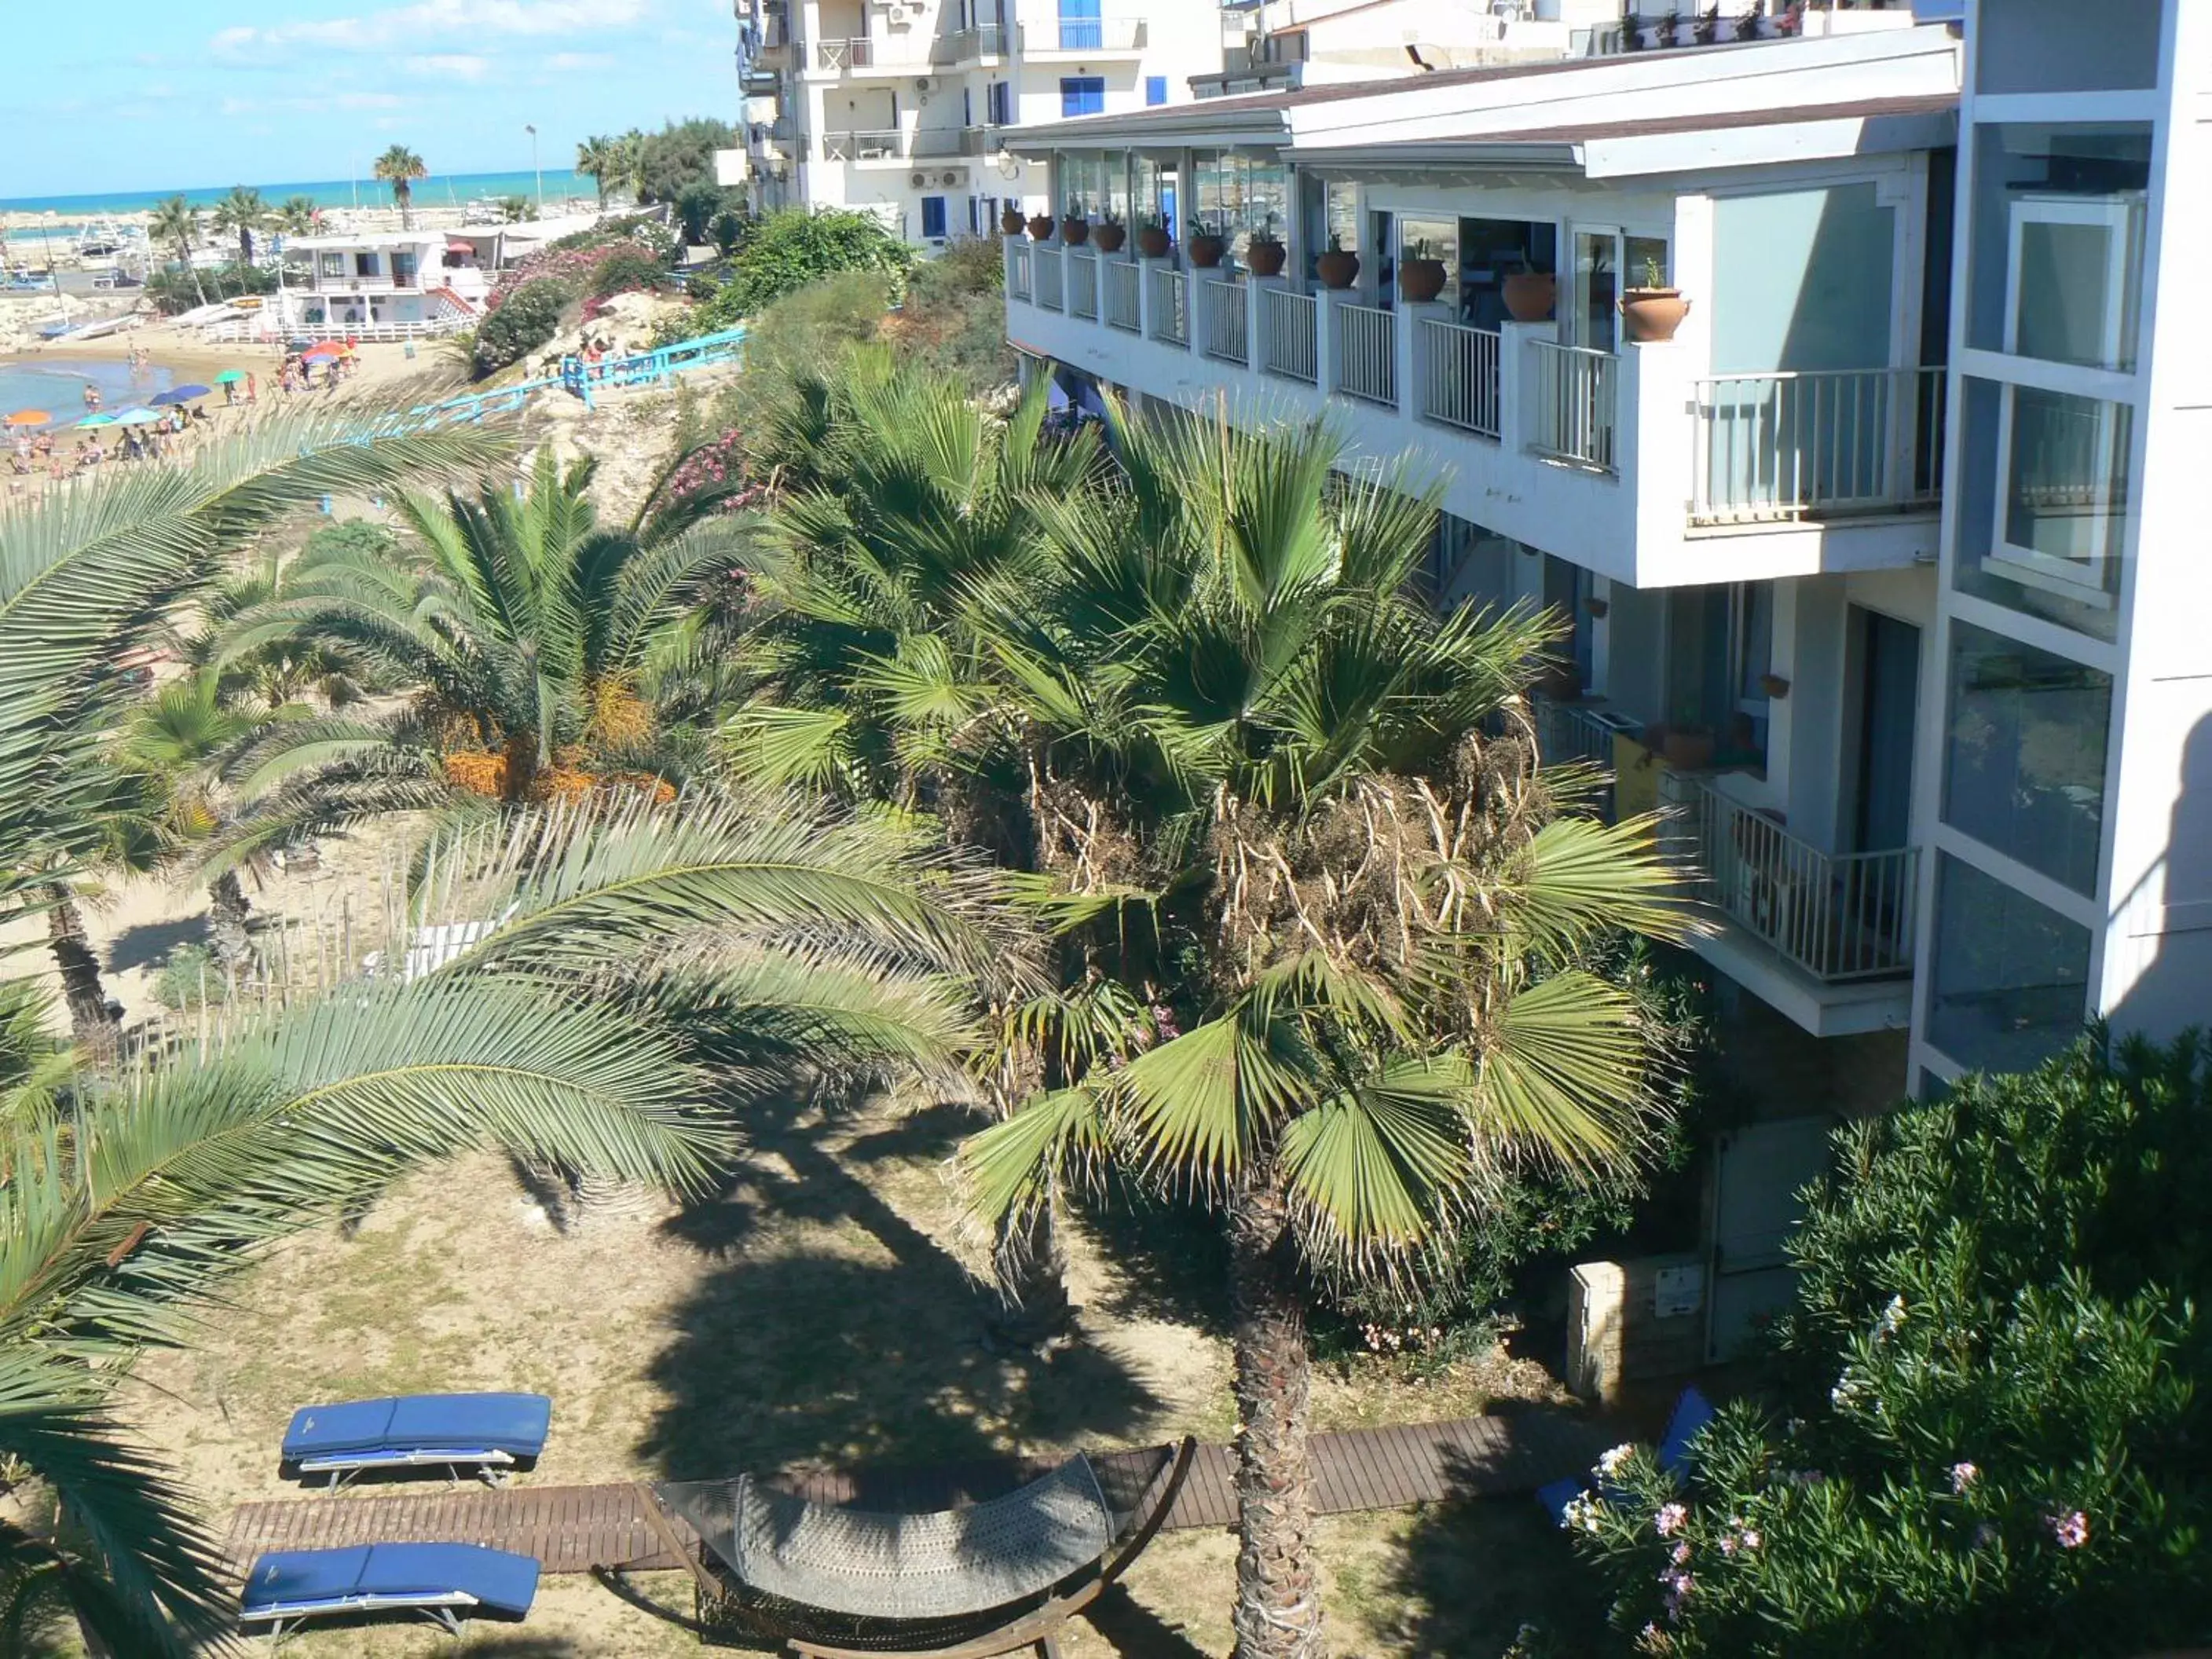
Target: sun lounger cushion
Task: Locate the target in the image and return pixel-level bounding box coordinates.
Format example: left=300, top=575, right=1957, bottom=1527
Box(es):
left=240, top=1543, right=540, bottom=1621
left=282, top=1393, right=552, bottom=1464
left=1656, top=1386, right=1716, bottom=1477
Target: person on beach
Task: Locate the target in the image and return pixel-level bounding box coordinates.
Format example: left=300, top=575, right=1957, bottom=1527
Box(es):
left=81, top=382, right=99, bottom=411
left=246, top=372, right=258, bottom=405
left=223, top=379, right=237, bottom=407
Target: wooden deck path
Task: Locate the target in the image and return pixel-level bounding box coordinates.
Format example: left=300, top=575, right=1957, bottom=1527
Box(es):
left=225, top=1412, right=1608, bottom=1577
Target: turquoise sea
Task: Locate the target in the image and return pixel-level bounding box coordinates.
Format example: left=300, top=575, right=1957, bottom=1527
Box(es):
left=0, top=357, right=183, bottom=424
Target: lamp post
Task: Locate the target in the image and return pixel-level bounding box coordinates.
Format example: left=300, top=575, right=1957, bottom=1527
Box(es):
left=526, top=124, right=543, bottom=215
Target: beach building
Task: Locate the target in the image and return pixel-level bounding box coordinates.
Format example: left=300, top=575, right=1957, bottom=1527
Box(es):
left=238, top=229, right=489, bottom=342
left=994, top=0, right=2209, bottom=1368
left=1199, top=0, right=1621, bottom=100
left=725, top=0, right=1229, bottom=245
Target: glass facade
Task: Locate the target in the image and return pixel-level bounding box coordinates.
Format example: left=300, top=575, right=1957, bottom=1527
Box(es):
left=1927, top=854, right=2093, bottom=1073
left=1976, top=0, right=2162, bottom=96
left=1941, top=621, right=2111, bottom=895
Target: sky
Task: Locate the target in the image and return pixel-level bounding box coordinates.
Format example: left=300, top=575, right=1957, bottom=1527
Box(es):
left=2, top=0, right=740, bottom=198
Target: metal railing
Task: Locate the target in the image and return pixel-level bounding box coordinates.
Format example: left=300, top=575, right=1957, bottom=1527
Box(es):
left=1104, top=259, right=1141, bottom=332
left=936, top=24, right=1009, bottom=60
left=1024, top=17, right=1146, bottom=50
left=1532, top=697, right=1636, bottom=823
left=1678, top=777, right=1918, bottom=983
left=817, top=128, right=976, bottom=162
left=815, top=35, right=926, bottom=69
left=1690, top=366, right=1946, bottom=524
left=1204, top=279, right=1249, bottom=365
left=1068, top=251, right=1099, bottom=320
left=1529, top=340, right=1618, bottom=472
left=1333, top=302, right=1396, bottom=407
left=1006, top=239, right=1032, bottom=302
left=1420, top=318, right=1501, bottom=439
left=1259, top=286, right=1317, bottom=384
left=1148, top=266, right=1188, bottom=346
left=206, top=317, right=462, bottom=343
left=1035, top=245, right=1064, bottom=312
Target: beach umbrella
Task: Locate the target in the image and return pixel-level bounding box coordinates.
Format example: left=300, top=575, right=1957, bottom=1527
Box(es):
left=150, top=385, right=211, bottom=406
left=5, top=410, right=51, bottom=428
left=115, top=408, right=162, bottom=427
left=212, top=369, right=247, bottom=384
left=302, top=342, right=343, bottom=361
left=77, top=412, right=119, bottom=428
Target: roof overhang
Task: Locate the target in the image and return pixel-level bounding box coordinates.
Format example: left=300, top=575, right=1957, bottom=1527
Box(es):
left=1002, top=106, right=1289, bottom=154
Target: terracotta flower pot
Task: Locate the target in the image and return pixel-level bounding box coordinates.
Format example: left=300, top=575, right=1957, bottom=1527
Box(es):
left=1621, top=287, right=1691, bottom=342
left=1399, top=257, right=1448, bottom=303
left=1188, top=234, right=1226, bottom=269
left=1093, top=222, right=1126, bottom=254
left=1136, top=225, right=1172, bottom=258
left=1245, top=237, right=1287, bottom=278
left=1060, top=216, right=1091, bottom=246
left=1027, top=215, right=1055, bottom=242
left=1317, top=248, right=1359, bottom=290
left=1659, top=726, right=1716, bottom=771
left=1502, top=271, right=1555, bottom=322
left=1000, top=207, right=1026, bottom=236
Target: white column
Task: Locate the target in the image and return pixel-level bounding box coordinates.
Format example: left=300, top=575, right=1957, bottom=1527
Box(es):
left=1248, top=274, right=1286, bottom=375
left=1497, top=317, right=1557, bottom=452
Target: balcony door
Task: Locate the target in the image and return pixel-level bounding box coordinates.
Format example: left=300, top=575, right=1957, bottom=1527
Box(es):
left=1849, top=607, right=1919, bottom=855
left=1058, top=0, right=1102, bottom=51
left=1567, top=226, right=1618, bottom=353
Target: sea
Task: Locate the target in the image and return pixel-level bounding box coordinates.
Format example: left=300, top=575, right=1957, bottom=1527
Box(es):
left=0, top=357, right=183, bottom=424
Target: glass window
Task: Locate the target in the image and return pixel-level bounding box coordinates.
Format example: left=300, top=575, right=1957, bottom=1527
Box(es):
left=1145, top=75, right=1167, bottom=106
left=1968, top=124, right=2151, bottom=368
left=1952, top=376, right=2135, bottom=640
left=1059, top=76, right=1104, bottom=118
left=357, top=252, right=381, bottom=277
left=1941, top=621, right=2110, bottom=895
left=921, top=196, right=947, bottom=239
left=319, top=252, right=343, bottom=278
left=1927, top=854, right=2092, bottom=1075
left=1976, top=0, right=2161, bottom=95
left=1057, top=0, right=1102, bottom=51
left=392, top=252, right=416, bottom=286
left=987, top=80, right=1011, bottom=126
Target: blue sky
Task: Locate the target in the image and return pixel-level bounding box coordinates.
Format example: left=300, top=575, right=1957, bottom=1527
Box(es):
left=7, top=0, right=738, bottom=197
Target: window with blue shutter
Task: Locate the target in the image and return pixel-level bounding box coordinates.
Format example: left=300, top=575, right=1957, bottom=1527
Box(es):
left=1060, top=76, right=1104, bottom=118
left=921, top=196, right=947, bottom=239
left=1145, top=75, right=1168, bottom=106
left=987, top=80, right=1012, bottom=126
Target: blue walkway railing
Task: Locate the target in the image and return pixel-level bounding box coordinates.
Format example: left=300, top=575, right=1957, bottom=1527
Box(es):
left=558, top=326, right=749, bottom=410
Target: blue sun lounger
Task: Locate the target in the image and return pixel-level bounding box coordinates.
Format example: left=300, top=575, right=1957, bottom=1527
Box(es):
left=1538, top=1386, right=1716, bottom=1525
left=281, top=1393, right=552, bottom=1489
left=240, top=1542, right=539, bottom=1635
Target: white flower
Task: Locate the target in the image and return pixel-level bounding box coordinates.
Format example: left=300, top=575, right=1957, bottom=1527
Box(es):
left=1596, top=1442, right=1637, bottom=1478
left=1559, top=1491, right=1604, bottom=1533
left=1877, top=1293, right=1907, bottom=1339
left=1831, top=1372, right=1865, bottom=1410
left=1950, top=1460, right=1979, bottom=1494
left=1740, top=1528, right=1761, bottom=1551
left=1654, top=1502, right=1688, bottom=1538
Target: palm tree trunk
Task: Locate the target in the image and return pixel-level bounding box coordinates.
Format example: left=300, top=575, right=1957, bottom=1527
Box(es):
left=988, top=1197, right=1074, bottom=1352
left=45, top=891, right=119, bottom=1063
left=180, top=242, right=207, bottom=309
left=207, top=870, right=252, bottom=971
left=1227, top=1166, right=1324, bottom=1659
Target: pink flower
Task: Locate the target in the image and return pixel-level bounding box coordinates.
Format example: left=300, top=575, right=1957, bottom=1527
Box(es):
left=1670, top=1540, right=1692, bottom=1566
left=1654, top=1503, right=1688, bottom=1538
left=1950, top=1461, right=1979, bottom=1494
left=1739, top=1528, right=1760, bottom=1551
left=1717, top=1533, right=1738, bottom=1556
left=2049, top=1509, right=2089, bottom=1550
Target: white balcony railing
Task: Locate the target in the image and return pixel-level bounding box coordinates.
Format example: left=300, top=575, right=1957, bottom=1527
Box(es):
left=1035, top=245, right=1064, bottom=313
left=819, top=128, right=903, bottom=162
left=1690, top=367, right=1946, bottom=524
left=1334, top=302, right=1397, bottom=407
left=815, top=35, right=925, bottom=69
left=1068, top=251, right=1099, bottom=320
left=1022, top=17, right=1145, bottom=51
left=1528, top=340, right=1617, bottom=472
left=1104, top=259, right=1141, bottom=332
left=936, top=24, right=1008, bottom=61
left=1679, top=778, right=1917, bottom=983
left=1148, top=266, right=1188, bottom=346
left=1204, top=279, right=1248, bottom=366
left=1420, top=318, right=1501, bottom=440
left=1006, top=239, right=1031, bottom=302
left=1258, top=286, right=1317, bottom=384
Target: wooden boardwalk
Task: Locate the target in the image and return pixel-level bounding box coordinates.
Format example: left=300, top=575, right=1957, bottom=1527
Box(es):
left=225, top=1412, right=1607, bottom=1577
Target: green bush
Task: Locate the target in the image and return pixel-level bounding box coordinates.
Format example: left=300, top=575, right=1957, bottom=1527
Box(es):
left=708, top=211, right=745, bottom=259
left=910, top=236, right=1005, bottom=304
left=699, top=207, right=914, bottom=324
left=586, top=247, right=670, bottom=300
left=1567, top=1037, right=2212, bottom=1657
left=632, top=118, right=738, bottom=205
left=473, top=277, right=569, bottom=376
left=674, top=181, right=731, bottom=246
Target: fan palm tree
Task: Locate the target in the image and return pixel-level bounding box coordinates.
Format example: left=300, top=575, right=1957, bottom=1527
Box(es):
left=145, top=196, right=204, bottom=308
left=958, top=406, right=1690, bottom=1656
left=372, top=144, right=428, bottom=228
left=203, top=446, right=749, bottom=866
left=276, top=195, right=320, bottom=236
left=207, top=185, right=267, bottom=266
left=576, top=134, right=621, bottom=200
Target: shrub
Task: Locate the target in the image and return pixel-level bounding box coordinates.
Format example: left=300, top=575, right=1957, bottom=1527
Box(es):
left=1566, top=1038, right=2212, bottom=1657
left=708, top=211, right=745, bottom=259
left=586, top=247, right=671, bottom=301
left=701, top=207, right=914, bottom=324
left=674, top=181, right=731, bottom=246
left=632, top=118, right=739, bottom=205
left=473, top=278, right=569, bottom=375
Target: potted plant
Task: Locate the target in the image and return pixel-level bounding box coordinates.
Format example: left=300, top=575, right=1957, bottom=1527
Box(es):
left=1000, top=204, right=1027, bottom=236
left=1135, top=214, right=1172, bottom=258
left=1317, top=233, right=1359, bottom=290
left=1093, top=211, right=1127, bottom=254
left=1187, top=216, right=1227, bottom=269
left=1398, top=238, right=1448, bottom=303
left=1620, top=251, right=1690, bottom=342
left=1245, top=213, right=1287, bottom=277
left=1502, top=266, right=1555, bottom=321
left=1536, top=655, right=1584, bottom=701
left=1060, top=200, right=1092, bottom=246
left=1027, top=211, right=1056, bottom=241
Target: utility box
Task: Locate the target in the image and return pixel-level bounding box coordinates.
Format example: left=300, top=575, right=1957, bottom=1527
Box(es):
left=1567, top=1253, right=1708, bottom=1404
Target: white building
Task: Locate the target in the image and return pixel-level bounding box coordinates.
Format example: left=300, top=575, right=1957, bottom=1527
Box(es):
left=269, top=229, right=492, bottom=339
left=994, top=2, right=2210, bottom=1357
left=1201, top=0, right=1623, bottom=98
left=728, top=0, right=1229, bottom=245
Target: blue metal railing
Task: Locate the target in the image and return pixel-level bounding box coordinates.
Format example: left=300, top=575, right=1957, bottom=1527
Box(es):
left=561, top=326, right=749, bottom=410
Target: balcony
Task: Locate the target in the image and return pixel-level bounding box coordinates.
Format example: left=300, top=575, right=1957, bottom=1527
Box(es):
left=816, top=127, right=984, bottom=164
left=1018, top=16, right=1145, bottom=55
left=811, top=25, right=1008, bottom=74
left=1690, top=368, right=1946, bottom=526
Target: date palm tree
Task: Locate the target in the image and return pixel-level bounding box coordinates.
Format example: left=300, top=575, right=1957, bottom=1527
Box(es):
left=276, top=194, right=320, bottom=236
left=959, top=405, right=1689, bottom=1656
left=372, top=143, right=428, bottom=229
left=576, top=134, right=620, bottom=200
left=207, top=185, right=267, bottom=266
left=145, top=195, right=204, bottom=308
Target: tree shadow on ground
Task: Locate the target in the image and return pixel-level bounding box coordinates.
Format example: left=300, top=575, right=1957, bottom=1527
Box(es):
left=106, top=912, right=205, bottom=973
left=1073, top=1171, right=1234, bottom=1342
left=1086, top=1583, right=1211, bottom=1659
left=639, top=1096, right=1166, bottom=1483
left=1384, top=1492, right=1613, bottom=1657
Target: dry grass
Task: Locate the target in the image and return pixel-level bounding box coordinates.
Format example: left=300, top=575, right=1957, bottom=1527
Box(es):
left=120, top=1095, right=1604, bottom=1657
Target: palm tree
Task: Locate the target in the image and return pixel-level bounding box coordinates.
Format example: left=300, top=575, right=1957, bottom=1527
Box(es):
left=115, top=672, right=266, bottom=968
left=958, top=406, right=1689, bottom=1655
left=204, top=447, right=749, bottom=865
left=145, top=195, right=205, bottom=308
left=576, top=134, right=619, bottom=200
left=372, top=144, right=428, bottom=229
left=276, top=195, right=320, bottom=236
left=207, top=185, right=267, bottom=266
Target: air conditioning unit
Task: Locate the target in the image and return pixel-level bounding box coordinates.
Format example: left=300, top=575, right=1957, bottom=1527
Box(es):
left=914, top=76, right=932, bottom=91
left=910, top=171, right=930, bottom=188
left=939, top=170, right=961, bottom=186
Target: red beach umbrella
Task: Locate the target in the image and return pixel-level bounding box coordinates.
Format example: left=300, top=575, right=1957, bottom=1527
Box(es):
left=302, top=342, right=344, bottom=361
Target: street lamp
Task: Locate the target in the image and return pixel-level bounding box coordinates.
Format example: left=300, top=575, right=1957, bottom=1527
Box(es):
left=526, top=124, right=543, bottom=214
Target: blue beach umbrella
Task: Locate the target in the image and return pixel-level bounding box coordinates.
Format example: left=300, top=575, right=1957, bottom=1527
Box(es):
left=150, top=384, right=211, bottom=406
left=76, top=412, right=119, bottom=428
